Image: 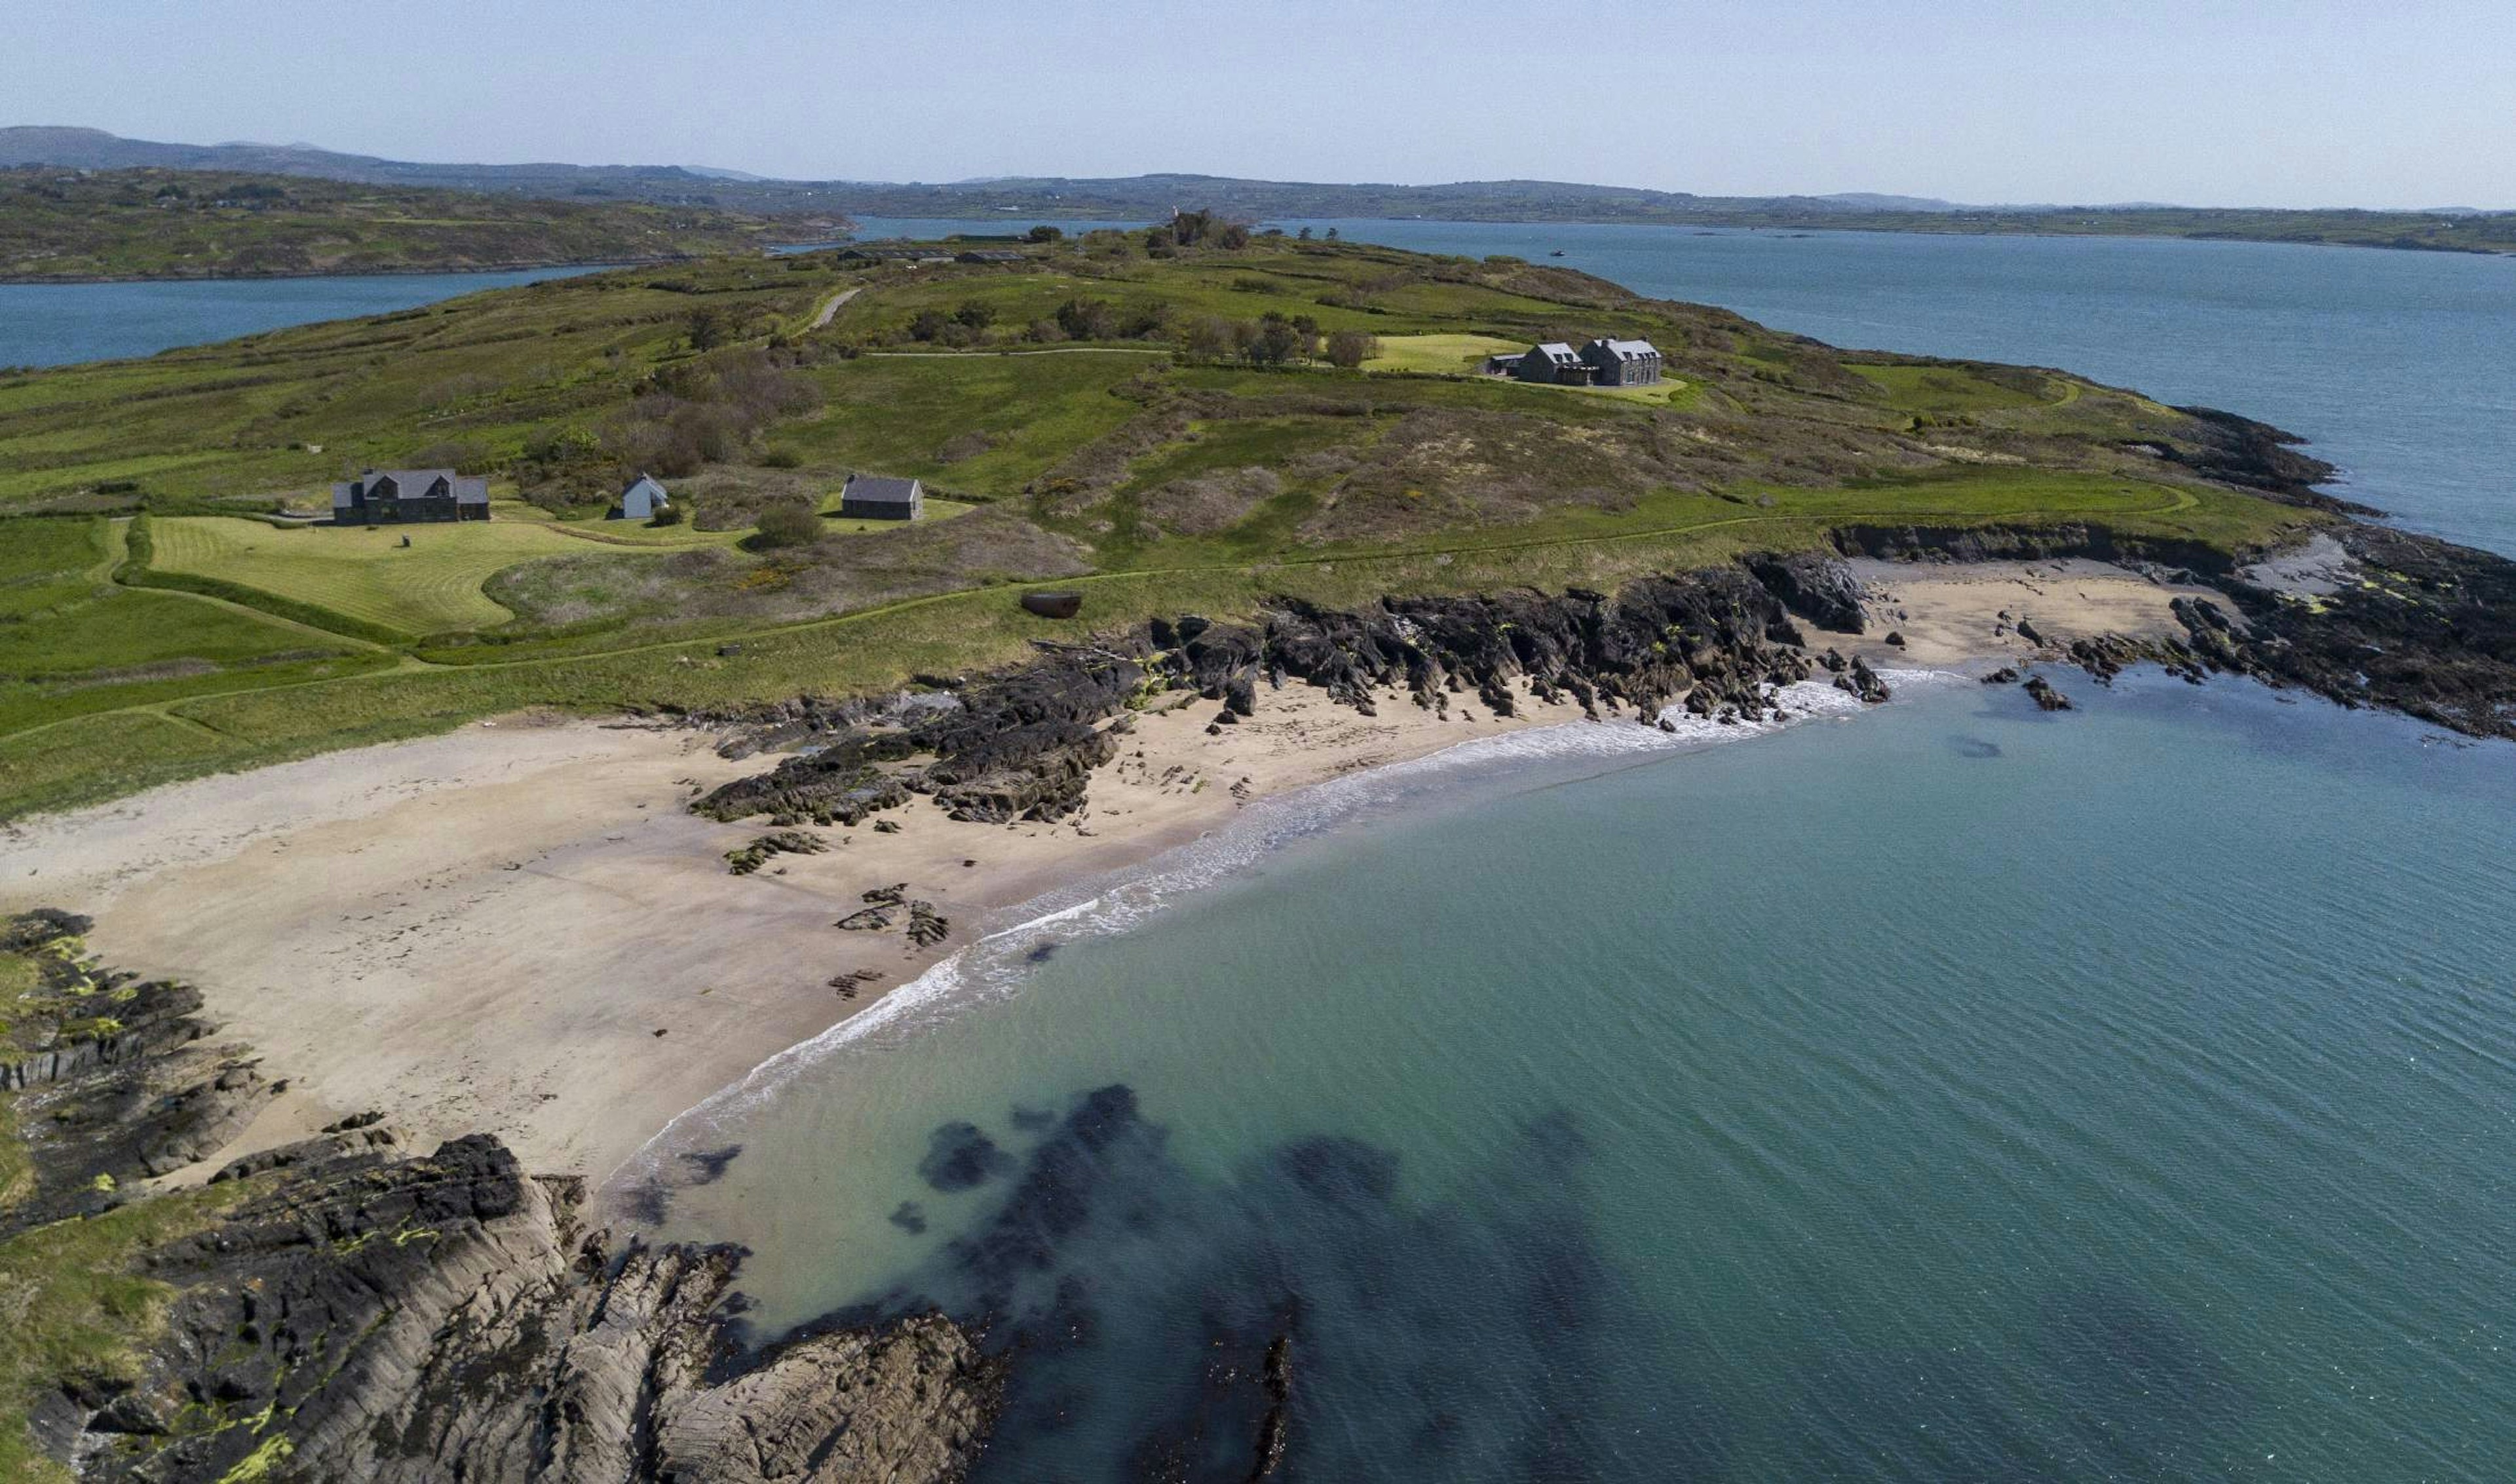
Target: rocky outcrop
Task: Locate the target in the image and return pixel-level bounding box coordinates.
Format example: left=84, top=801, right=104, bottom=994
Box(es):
left=1835, top=655, right=1892, bottom=704
left=1744, top=549, right=1868, bottom=634
left=2023, top=674, right=2073, bottom=711
left=2169, top=523, right=2516, bottom=741
left=696, top=567, right=1822, bottom=830
left=0, top=915, right=269, bottom=1227
left=1, top=917, right=1004, bottom=1483
left=40, top=1134, right=1001, bottom=1483
left=2157, top=406, right=2365, bottom=510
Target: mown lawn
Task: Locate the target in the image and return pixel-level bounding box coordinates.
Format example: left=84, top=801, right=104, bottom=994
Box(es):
left=144, top=514, right=734, bottom=634
left=1361, top=333, right=1527, bottom=374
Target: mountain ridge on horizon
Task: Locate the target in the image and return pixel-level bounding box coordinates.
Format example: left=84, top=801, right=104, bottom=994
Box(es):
left=5, top=126, right=2511, bottom=255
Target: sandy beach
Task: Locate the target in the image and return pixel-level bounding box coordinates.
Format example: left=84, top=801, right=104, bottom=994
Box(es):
left=0, top=559, right=2207, bottom=1189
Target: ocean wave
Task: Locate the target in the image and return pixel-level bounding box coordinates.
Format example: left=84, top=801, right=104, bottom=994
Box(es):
left=604, top=670, right=1964, bottom=1196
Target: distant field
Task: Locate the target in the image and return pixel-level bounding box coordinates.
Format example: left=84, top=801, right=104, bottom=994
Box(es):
left=1362, top=333, right=1527, bottom=374
left=145, top=515, right=735, bottom=634
left=1849, top=363, right=2060, bottom=413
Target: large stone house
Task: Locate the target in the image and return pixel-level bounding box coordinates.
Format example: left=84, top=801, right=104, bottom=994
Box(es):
left=1581, top=337, right=1664, bottom=387
left=838, top=474, right=923, bottom=520
left=1505, top=337, right=1664, bottom=387
left=331, top=468, right=489, bottom=524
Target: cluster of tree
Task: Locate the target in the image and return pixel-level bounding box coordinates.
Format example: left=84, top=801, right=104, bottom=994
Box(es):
left=684, top=302, right=786, bottom=351
left=1171, top=312, right=1375, bottom=368
left=886, top=294, right=1173, bottom=349
left=1144, top=209, right=1254, bottom=257
left=514, top=347, right=823, bottom=504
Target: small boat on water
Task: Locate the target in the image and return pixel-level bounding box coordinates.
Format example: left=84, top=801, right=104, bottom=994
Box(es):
left=1549, top=249, right=1566, bottom=257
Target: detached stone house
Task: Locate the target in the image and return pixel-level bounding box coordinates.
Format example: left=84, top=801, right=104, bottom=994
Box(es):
left=611, top=473, right=671, bottom=521
left=1505, top=337, right=1664, bottom=387
left=332, top=468, right=489, bottom=524
left=1582, top=337, right=1664, bottom=387
left=838, top=474, right=923, bottom=520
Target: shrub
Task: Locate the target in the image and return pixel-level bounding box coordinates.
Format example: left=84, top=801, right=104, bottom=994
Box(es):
left=1025, top=224, right=1064, bottom=243
left=1325, top=330, right=1381, bottom=369
left=759, top=446, right=803, bottom=469
left=648, top=501, right=686, bottom=527
left=750, top=498, right=824, bottom=549
left=1055, top=297, right=1118, bottom=341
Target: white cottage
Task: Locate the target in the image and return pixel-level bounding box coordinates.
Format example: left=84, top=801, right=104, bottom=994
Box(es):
left=612, top=473, right=671, bottom=521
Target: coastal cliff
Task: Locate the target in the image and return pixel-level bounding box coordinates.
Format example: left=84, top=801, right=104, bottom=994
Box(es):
left=0, top=913, right=1001, bottom=1483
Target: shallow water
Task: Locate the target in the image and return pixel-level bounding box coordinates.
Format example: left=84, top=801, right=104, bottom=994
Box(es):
left=643, top=675, right=2516, bottom=1481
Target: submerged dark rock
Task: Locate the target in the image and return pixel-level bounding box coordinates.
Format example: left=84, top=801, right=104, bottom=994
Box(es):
left=919, top=1120, right=1016, bottom=1192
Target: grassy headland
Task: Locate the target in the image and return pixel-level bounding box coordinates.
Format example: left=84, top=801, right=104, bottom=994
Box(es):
left=0, top=167, right=831, bottom=283
left=0, top=231, right=2334, bottom=816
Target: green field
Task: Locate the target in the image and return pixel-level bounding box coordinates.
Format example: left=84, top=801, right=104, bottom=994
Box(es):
left=1362, top=333, right=1528, bottom=374
left=0, top=232, right=2334, bottom=818
left=145, top=514, right=739, bottom=634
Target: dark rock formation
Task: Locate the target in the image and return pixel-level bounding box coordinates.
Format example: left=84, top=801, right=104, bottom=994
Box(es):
left=1744, top=550, right=1867, bottom=634
left=1836, top=656, right=1892, bottom=704
left=2171, top=523, right=2516, bottom=740
left=695, top=567, right=1823, bottom=833
left=2023, top=674, right=2074, bottom=711
left=724, top=828, right=827, bottom=875
left=2158, top=406, right=2365, bottom=510
left=0, top=916, right=269, bottom=1227
left=1, top=917, right=1004, bottom=1483
left=1020, top=590, right=1085, bottom=619
left=1981, top=666, right=2020, bottom=685
left=45, top=1135, right=1002, bottom=1483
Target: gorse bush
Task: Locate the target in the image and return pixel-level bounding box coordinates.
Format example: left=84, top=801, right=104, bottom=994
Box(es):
left=750, top=498, right=823, bottom=549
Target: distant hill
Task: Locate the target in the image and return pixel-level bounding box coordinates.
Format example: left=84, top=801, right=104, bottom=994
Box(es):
left=6, top=126, right=2511, bottom=256
left=0, top=166, right=839, bottom=281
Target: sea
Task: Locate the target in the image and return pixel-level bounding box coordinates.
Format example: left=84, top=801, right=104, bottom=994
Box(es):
left=16, top=222, right=2516, bottom=1479
left=0, top=265, right=597, bottom=369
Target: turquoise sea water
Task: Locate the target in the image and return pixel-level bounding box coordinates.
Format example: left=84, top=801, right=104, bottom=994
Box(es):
left=640, top=674, right=2515, bottom=1481
left=0, top=266, right=594, bottom=368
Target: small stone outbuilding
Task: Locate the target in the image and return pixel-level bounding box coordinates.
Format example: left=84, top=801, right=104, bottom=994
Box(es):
left=839, top=474, right=923, bottom=520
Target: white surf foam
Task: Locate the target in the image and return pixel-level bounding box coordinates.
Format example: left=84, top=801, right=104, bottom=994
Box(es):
left=605, top=668, right=1969, bottom=1194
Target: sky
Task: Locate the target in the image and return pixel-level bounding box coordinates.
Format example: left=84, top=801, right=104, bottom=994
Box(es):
left=10, top=0, right=2515, bottom=208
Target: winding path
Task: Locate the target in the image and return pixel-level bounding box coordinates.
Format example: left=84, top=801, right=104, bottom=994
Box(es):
left=807, top=286, right=862, bottom=330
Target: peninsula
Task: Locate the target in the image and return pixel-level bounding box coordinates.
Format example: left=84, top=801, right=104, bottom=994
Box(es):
left=0, top=166, right=837, bottom=282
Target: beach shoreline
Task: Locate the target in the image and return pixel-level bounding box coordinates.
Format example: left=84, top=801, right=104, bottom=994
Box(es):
left=0, top=558, right=2213, bottom=1194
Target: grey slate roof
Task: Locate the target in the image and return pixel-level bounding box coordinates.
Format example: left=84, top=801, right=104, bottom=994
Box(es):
left=841, top=474, right=922, bottom=505
left=1590, top=337, right=1660, bottom=360
left=332, top=468, right=489, bottom=508
left=1528, top=342, right=1582, bottom=364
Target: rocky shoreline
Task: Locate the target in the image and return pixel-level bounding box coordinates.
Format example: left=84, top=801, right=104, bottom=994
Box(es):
left=6, top=504, right=2511, bottom=1480
left=0, top=913, right=1000, bottom=1483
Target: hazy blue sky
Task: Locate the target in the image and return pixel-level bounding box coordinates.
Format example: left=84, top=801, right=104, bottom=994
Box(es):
left=12, top=0, right=2513, bottom=206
